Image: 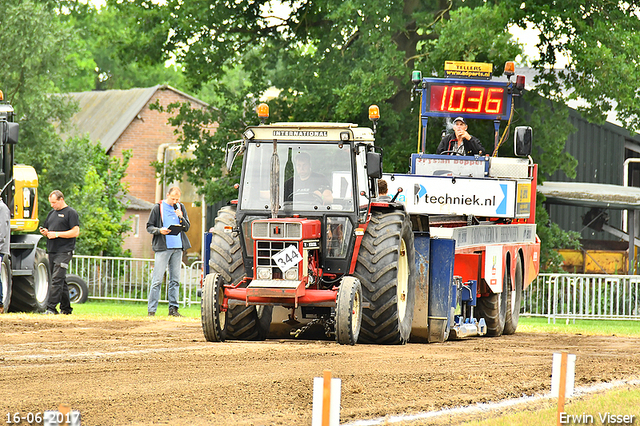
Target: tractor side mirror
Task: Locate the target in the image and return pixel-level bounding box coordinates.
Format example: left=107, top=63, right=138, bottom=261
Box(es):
left=366, top=152, right=382, bottom=179
left=225, top=139, right=243, bottom=171
left=2, top=122, right=19, bottom=144
left=514, top=126, right=532, bottom=157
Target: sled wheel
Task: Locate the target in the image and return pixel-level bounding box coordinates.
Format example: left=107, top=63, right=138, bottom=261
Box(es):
left=335, top=276, right=362, bottom=345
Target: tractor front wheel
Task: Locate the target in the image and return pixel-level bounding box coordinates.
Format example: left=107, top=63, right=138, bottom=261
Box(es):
left=209, top=205, right=272, bottom=340
left=201, top=273, right=227, bottom=342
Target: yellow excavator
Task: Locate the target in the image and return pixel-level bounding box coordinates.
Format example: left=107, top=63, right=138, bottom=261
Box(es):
left=1, top=89, right=51, bottom=312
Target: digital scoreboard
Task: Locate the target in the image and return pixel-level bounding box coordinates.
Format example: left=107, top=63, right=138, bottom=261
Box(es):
left=429, top=84, right=506, bottom=117
left=420, top=78, right=512, bottom=121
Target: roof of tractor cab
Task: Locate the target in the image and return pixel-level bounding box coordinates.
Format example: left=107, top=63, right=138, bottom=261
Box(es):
left=249, top=122, right=375, bottom=143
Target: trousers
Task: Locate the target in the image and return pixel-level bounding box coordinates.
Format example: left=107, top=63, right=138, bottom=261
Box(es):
left=148, top=248, right=182, bottom=313
left=47, top=252, right=73, bottom=314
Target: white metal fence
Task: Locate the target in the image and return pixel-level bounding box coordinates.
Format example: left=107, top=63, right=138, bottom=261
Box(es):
left=68, top=256, right=640, bottom=322
left=69, top=255, right=203, bottom=307
left=523, top=273, right=640, bottom=322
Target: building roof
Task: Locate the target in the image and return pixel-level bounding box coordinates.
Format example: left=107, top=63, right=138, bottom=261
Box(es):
left=122, top=194, right=156, bottom=211
left=538, top=181, right=640, bottom=210
left=61, top=85, right=207, bottom=152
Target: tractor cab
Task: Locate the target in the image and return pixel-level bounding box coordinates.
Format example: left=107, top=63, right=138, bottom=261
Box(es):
left=235, top=117, right=381, bottom=279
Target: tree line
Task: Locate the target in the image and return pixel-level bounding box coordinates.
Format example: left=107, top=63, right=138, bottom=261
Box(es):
left=2, top=0, right=639, bottom=267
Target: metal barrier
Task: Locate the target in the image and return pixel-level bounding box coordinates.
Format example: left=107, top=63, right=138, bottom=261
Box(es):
left=68, top=257, right=640, bottom=321
left=69, top=256, right=203, bottom=307
left=523, top=273, right=640, bottom=322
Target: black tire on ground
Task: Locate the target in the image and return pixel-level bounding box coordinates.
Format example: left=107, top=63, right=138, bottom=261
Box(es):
left=476, top=259, right=509, bottom=337
left=503, top=254, right=524, bottom=335
left=354, top=210, right=416, bottom=344
left=208, top=205, right=272, bottom=340
left=1, top=255, right=12, bottom=311
left=9, top=248, right=51, bottom=313
left=66, top=274, right=89, bottom=304
left=201, top=273, right=227, bottom=342
left=335, top=276, right=362, bottom=345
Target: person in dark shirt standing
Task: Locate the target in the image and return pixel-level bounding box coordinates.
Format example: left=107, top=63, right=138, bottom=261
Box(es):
left=40, top=190, right=80, bottom=315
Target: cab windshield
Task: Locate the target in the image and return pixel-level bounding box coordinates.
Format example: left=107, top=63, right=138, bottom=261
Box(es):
left=240, top=142, right=355, bottom=212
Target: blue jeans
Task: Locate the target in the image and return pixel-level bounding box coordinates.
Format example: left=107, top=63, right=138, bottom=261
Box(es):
left=0, top=254, right=4, bottom=305
left=148, top=249, right=182, bottom=313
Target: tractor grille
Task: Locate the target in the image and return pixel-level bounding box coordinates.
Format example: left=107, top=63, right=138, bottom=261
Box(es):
left=253, top=221, right=302, bottom=239
left=256, top=240, right=299, bottom=279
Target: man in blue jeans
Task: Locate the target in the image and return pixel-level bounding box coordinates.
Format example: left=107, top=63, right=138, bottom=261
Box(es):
left=0, top=198, right=10, bottom=314
left=146, top=186, right=191, bottom=317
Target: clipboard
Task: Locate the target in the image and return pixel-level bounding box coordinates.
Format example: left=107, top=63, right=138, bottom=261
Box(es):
left=167, top=224, right=184, bottom=235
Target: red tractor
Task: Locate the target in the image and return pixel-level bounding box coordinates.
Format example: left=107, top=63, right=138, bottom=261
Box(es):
left=202, top=106, right=417, bottom=345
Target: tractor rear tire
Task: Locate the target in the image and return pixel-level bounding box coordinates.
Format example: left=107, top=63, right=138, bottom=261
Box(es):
left=503, top=255, right=523, bottom=335
left=67, top=274, right=89, bottom=304
left=209, top=205, right=272, bottom=340
left=1, top=255, right=12, bottom=312
left=9, top=249, right=51, bottom=313
left=335, top=276, right=362, bottom=345
left=201, top=273, right=226, bottom=342
left=355, top=210, right=416, bottom=344
left=477, top=265, right=508, bottom=337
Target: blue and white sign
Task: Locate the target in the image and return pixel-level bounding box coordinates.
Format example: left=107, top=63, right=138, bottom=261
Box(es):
left=383, top=173, right=517, bottom=218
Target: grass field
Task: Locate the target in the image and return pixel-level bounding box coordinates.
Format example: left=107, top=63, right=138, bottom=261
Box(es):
left=68, top=300, right=202, bottom=319
left=66, top=300, right=640, bottom=337
left=461, top=385, right=640, bottom=426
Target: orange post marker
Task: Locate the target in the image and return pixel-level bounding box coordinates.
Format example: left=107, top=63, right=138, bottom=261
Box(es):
left=557, top=351, right=568, bottom=426
left=322, top=370, right=332, bottom=426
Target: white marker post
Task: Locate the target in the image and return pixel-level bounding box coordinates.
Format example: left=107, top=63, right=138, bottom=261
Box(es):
left=551, top=351, right=576, bottom=426
left=312, top=370, right=341, bottom=426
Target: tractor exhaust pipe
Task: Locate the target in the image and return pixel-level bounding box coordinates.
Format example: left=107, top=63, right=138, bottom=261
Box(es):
left=270, top=139, right=280, bottom=218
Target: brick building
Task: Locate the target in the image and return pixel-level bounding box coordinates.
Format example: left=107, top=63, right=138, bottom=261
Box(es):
left=63, top=86, right=210, bottom=259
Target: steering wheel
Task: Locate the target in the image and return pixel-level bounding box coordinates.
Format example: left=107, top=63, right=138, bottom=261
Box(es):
left=292, top=189, right=324, bottom=204
left=438, top=150, right=461, bottom=156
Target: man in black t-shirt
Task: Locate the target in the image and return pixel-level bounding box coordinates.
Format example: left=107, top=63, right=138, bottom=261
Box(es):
left=284, top=152, right=333, bottom=204
left=40, top=190, right=80, bottom=315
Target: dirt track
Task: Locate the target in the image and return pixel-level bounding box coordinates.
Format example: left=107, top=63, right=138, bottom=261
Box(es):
left=1, top=315, right=639, bottom=426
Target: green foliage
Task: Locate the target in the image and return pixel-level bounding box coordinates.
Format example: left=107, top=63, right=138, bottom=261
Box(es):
left=0, top=0, right=80, bottom=159
left=116, top=0, right=640, bottom=206
left=536, top=196, right=581, bottom=272
left=55, top=1, right=184, bottom=91
left=38, top=137, right=133, bottom=257
left=498, top=0, right=640, bottom=131
left=1, top=1, right=136, bottom=256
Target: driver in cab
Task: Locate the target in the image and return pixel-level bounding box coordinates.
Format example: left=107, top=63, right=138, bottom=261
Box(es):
left=436, top=116, right=486, bottom=156
left=284, top=152, right=333, bottom=204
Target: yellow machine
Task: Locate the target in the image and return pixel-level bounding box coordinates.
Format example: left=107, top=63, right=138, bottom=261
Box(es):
left=1, top=89, right=51, bottom=312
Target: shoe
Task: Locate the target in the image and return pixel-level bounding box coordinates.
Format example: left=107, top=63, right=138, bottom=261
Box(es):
left=168, top=307, right=183, bottom=317
left=61, top=311, right=72, bottom=315
left=44, top=309, right=58, bottom=315
left=148, top=311, right=155, bottom=317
